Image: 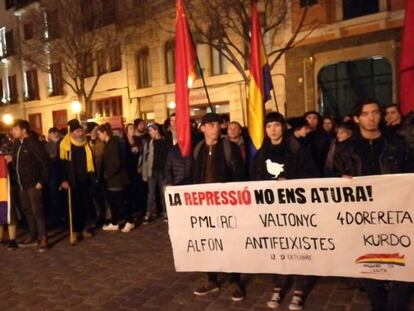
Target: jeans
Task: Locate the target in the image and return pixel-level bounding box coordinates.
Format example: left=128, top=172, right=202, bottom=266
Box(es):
left=146, top=170, right=165, bottom=216
left=19, top=188, right=47, bottom=240
left=106, top=189, right=130, bottom=225
left=207, top=272, right=244, bottom=290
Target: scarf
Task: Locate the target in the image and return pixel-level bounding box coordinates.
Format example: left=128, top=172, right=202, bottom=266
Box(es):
left=60, top=135, right=94, bottom=173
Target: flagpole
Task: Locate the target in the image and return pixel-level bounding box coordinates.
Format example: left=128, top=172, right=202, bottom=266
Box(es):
left=195, top=57, right=215, bottom=113
left=272, top=88, right=279, bottom=112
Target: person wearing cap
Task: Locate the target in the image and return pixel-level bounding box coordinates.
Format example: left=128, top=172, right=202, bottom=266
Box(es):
left=141, top=123, right=169, bottom=222
left=251, top=112, right=318, bottom=311
left=59, top=119, right=95, bottom=243
left=192, top=113, right=247, bottom=301
left=5, top=119, right=50, bottom=252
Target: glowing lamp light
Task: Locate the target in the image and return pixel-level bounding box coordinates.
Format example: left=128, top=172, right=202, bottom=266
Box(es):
left=187, top=76, right=194, bottom=89
left=167, top=101, right=176, bottom=109
left=71, top=100, right=82, bottom=114
left=2, top=113, right=14, bottom=125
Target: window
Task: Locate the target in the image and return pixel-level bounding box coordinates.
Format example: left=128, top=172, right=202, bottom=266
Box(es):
left=50, top=63, right=63, bottom=96
left=137, top=47, right=151, bottom=88
left=8, top=75, right=18, bottom=103
left=343, top=0, right=379, bottom=20
left=211, top=43, right=228, bottom=75
left=26, top=69, right=40, bottom=101
left=5, top=0, right=15, bottom=10
left=300, top=0, right=317, bottom=7
left=318, top=57, right=392, bottom=118
left=0, top=27, right=7, bottom=57
left=101, top=0, right=117, bottom=26
left=5, top=31, right=14, bottom=55
left=0, top=79, right=3, bottom=103
left=23, top=23, right=33, bottom=40
left=28, top=113, right=42, bottom=134
left=93, top=96, right=122, bottom=117
left=52, top=110, right=67, bottom=129
left=97, top=49, right=108, bottom=75
left=46, top=10, right=60, bottom=39
left=109, top=45, right=122, bottom=72
left=0, top=29, right=14, bottom=57
left=165, top=40, right=175, bottom=84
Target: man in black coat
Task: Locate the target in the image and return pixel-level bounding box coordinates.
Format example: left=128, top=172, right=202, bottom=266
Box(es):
left=192, top=113, right=247, bottom=301
left=6, top=120, right=50, bottom=252
left=60, top=119, right=95, bottom=243
left=334, top=100, right=413, bottom=311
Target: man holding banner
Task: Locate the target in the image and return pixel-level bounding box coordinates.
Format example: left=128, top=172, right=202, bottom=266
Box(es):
left=334, top=100, right=413, bottom=311
left=192, top=113, right=247, bottom=301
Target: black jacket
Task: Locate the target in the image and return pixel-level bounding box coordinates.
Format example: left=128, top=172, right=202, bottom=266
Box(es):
left=12, top=134, right=50, bottom=190
left=251, top=136, right=319, bottom=181
left=165, top=144, right=193, bottom=186
left=333, top=132, right=413, bottom=176
left=193, top=139, right=246, bottom=184
left=102, top=136, right=129, bottom=189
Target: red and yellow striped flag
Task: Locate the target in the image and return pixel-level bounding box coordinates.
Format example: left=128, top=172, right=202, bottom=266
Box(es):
left=0, top=156, right=11, bottom=225
left=248, top=1, right=274, bottom=149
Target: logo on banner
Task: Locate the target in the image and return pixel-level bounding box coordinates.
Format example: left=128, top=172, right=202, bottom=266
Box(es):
left=356, top=253, right=406, bottom=274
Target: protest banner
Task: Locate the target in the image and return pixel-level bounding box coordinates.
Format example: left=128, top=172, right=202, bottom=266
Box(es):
left=165, top=174, right=414, bottom=282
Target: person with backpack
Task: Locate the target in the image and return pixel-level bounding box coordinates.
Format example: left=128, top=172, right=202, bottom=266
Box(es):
left=251, top=112, right=318, bottom=311
left=192, top=113, right=247, bottom=302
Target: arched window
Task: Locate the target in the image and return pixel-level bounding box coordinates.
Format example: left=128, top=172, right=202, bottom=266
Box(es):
left=137, top=47, right=151, bottom=89
left=165, top=40, right=175, bottom=84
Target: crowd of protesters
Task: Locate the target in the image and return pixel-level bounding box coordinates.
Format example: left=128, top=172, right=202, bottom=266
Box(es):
left=1, top=99, right=414, bottom=311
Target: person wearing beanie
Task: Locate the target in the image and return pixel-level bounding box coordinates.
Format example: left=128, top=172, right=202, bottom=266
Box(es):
left=192, top=113, right=247, bottom=302
left=287, top=117, right=312, bottom=147
left=59, top=119, right=95, bottom=243
left=251, top=112, right=318, bottom=311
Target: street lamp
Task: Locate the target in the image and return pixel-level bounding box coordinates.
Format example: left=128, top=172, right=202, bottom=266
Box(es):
left=2, top=114, right=14, bottom=126
left=71, top=100, right=82, bottom=120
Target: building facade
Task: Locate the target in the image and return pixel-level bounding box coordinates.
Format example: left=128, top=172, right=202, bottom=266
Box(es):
left=0, top=0, right=407, bottom=134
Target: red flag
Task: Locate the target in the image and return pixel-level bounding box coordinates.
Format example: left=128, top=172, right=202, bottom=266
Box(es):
left=400, top=0, right=414, bottom=115
left=175, top=0, right=196, bottom=156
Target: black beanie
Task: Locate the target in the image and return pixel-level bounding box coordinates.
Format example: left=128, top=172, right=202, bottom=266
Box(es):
left=264, top=112, right=286, bottom=127
left=288, top=117, right=309, bottom=131
left=67, top=119, right=82, bottom=133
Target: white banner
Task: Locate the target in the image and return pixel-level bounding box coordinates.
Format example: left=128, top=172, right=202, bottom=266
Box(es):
left=165, top=174, right=414, bottom=282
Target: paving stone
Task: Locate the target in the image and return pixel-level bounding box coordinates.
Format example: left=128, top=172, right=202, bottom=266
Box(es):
left=0, top=221, right=412, bottom=311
